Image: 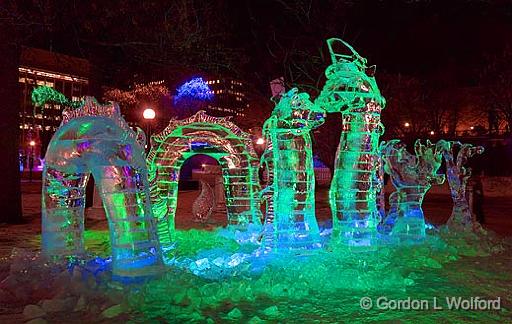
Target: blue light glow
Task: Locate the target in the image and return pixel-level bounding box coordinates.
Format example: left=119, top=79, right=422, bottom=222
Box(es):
left=174, top=77, right=214, bottom=106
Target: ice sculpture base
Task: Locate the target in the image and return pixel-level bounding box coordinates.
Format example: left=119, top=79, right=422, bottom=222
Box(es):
left=334, top=219, right=379, bottom=248
left=262, top=224, right=322, bottom=252
left=390, top=217, right=426, bottom=241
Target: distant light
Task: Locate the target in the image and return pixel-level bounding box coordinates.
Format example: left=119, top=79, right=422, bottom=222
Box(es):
left=256, top=138, right=265, bottom=145
left=430, top=130, right=435, bottom=135
left=201, top=164, right=206, bottom=168
left=404, top=122, right=410, bottom=127
left=29, top=140, right=36, bottom=147
left=470, top=126, right=474, bottom=130
left=143, top=108, right=156, bottom=120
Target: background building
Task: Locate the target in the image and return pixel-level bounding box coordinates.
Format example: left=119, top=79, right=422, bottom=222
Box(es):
left=18, top=47, right=90, bottom=168
left=204, top=77, right=248, bottom=118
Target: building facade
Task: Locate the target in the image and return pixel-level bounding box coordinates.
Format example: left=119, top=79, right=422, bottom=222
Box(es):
left=18, top=47, right=90, bottom=168
left=204, top=77, right=249, bottom=118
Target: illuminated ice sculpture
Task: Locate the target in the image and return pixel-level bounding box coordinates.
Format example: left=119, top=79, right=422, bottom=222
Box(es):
left=192, top=180, right=215, bottom=223
left=315, top=38, right=386, bottom=245
left=379, top=139, right=445, bottom=239
left=41, top=95, right=164, bottom=278
left=147, top=111, right=262, bottom=255
left=260, top=88, right=325, bottom=250
left=439, top=141, right=484, bottom=229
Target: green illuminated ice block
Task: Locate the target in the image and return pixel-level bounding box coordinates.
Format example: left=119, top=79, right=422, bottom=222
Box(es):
left=315, top=39, right=385, bottom=246
left=260, top=88, right=325, bottom=250
left=147, top=111, right=261, bottom=260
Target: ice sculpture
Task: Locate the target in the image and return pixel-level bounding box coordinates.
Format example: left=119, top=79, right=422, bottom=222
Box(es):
left=40, top=93, right=163, bottom=278
left=379, top=139, right=445, bottom=239
left=439, top=141, right=484, bottom=229
left=147, top=111, right=261, bottom=253
left=192, top=180, right=215, bottom=223
left=315, top=38, right=386, bottom=245
left=260, top=88, right=325, bottom=250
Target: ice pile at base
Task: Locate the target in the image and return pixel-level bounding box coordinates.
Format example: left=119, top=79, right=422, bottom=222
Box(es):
left=0, top=228, right=510, bottom=322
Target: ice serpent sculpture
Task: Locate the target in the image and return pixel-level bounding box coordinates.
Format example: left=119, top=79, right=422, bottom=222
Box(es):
left=439, top=141, right=484, bottom=229
left=260, top=88, right=326, bottom=250
left=315, top=38, right=386, bottom=245
left=379, top=139, right=445, bottom=239
left=40, top=94, right=164, bottom=278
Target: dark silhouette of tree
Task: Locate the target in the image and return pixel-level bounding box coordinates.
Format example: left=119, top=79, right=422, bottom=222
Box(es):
left=481, top=44, right=512, bottom=134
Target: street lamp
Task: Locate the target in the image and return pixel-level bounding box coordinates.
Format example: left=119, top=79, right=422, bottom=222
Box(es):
left=143, top=108, right=156, bottom=152
left=143, top=108, right=156, bottom=120
left=29, top=140, right=35, bottom=182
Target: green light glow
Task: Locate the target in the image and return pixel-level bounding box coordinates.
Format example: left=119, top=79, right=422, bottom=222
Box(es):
left=315, top=38, right=386, bottom=245
left=260, top=88, right=325, bottom=250
left=147, top=111, right=262, bottom=260
left=32, top=85, right=83, bottom=109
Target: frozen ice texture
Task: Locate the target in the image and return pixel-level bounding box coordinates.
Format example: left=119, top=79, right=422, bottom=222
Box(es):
left=439, top=141, right=484, bottom=229
left=147, top=111, right=262, bottom=256
left=42, top=96, right=163, bottom=278
left=315, top=38, right=386, bottom=245
left=192, top=180, right=215, bottom=223
left=379, top=139, right=445, bottom=239
left=260, top=88, right=325, bottom=250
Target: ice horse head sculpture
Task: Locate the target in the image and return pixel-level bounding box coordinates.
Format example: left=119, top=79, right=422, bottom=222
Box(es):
left=379, top=139, right=445, bottom=240
left=41, top=93, right=163, bottom=278
left=260, top=88, right=326, bottom=250
left=438, top=141, right=484, bottom=230
left=315, top=38, right=386, bottom=245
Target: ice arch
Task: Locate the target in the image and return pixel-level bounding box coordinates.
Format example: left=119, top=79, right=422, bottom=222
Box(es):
left=42, top=97, right=163, bottom=278
left=148, top=111, right=261, bottom=247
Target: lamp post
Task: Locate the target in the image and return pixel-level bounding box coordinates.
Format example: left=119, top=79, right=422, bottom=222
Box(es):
left=143, top=108, right=156, bottom=152
left=29, top=140, right=35, bottom=182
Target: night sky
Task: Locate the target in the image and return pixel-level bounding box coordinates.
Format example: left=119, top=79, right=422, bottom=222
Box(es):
left=10, top=0, right=512, bottom=92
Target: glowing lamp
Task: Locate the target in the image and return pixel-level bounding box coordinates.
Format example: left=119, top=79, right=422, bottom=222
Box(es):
left=29, top=140, right=36, bottom=147
left=430, top=131, right=435, bottom=135
left=256, top=138, right=265, bottom=145
left=404, top=122, right=410, bottom=127
left=143, top=108, right=156, bottom=120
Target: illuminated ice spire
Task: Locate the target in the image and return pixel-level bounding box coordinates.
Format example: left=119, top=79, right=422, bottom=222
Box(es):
left=315, top=38, right=385, bottom=246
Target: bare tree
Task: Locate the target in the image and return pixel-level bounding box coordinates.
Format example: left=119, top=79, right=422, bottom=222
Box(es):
left=481, top=44, right=512, bottom=133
